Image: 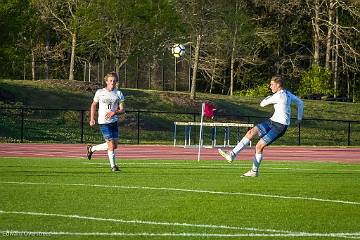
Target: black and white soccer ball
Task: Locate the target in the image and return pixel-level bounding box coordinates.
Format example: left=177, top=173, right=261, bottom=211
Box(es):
left=171, top=44, right=186, bottom=58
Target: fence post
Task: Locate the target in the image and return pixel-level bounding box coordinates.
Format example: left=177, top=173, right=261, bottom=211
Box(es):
left=97, top=62, right=100, bottom=83
left=298, top=122, right=301, bottom=145
left=348, top=121, right=351, bottom=146
left=161, top=52, right=165, bottom=91
left=80, top=110, right=84, bottom=143
left=20, top=107, right=24, bottom=143
left=83, top=62, right=86, bottom=82
left=137, top=111, right=140, bottom=144
left=136, top=57, right=139, bottom=89
left=88, top=62, right=91, bottom=82
left=188, top=46, right=191, bottom=92
left=124, top=63, right=127, bottom=88
left=193, top=112, right=197, bottom=145
left=23, top=60, right=26, bottom=80
left=174, top=57, right=177, bottom=91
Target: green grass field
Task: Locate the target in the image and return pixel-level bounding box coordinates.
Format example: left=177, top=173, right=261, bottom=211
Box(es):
left=1, top=157, right=360, bottom=239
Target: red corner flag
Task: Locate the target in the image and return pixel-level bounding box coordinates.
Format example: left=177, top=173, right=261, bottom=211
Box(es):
left=198, top=101, right=216, bottom=161
left=203, top=102, right=216, bottom=119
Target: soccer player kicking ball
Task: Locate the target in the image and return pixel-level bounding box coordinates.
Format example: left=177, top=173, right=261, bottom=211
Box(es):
left=87, top=72, right=125, bottom=172
left=218, top=75, right=304, bottom=177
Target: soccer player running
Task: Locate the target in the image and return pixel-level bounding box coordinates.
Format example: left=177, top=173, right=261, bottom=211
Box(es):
left=218, top=75, right=304, bottom=177
left=87, top=72, right=125, bottom=172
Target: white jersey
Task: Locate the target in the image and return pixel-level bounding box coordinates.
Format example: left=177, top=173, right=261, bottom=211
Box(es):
left=260, top=89, right=303, bottom=126
left=93, top=88, right=125, bottom=124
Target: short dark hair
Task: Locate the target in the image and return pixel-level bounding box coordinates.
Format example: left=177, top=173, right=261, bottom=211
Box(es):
left=271, top=75, right=284, bottom=87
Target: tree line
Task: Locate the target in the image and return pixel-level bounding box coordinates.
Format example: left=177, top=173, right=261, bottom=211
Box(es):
left=1, top=0, right=359, bottom=101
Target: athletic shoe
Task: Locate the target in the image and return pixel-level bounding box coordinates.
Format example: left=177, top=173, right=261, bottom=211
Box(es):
left=242, top=169, right=259, bottom=177
left=86, top=145, right=93, bottom=160
left=218, top=149, right=235, bottom=163
left=111, top=165, right=120, bottom=172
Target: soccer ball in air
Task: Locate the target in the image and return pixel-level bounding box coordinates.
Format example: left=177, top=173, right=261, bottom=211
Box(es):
left=171, top=44, right=186, bottom=58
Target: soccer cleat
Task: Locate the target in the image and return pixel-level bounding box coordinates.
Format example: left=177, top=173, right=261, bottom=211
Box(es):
left=218, top=149, right=235, bottom=163
left=111, top=165, right=120, bottom=172
left=242, top=169, right=259, bottom=177
left=86, top=145, right=93, bottom=160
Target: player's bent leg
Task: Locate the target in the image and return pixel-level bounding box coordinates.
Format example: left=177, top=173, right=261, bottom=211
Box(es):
left=107, top=139, right=120, bottom=172
left=106, top=140, right=114, bottom=151
left=86, top=142, right=108, bottom=160
left=245, top=126, right=259, bottom=140
left=242, top=140, right=266, bottom=177
left=112, top=140, right=120, bottom=171
left=218, top=149, right=235, bottom=163
left=253, top=140, right=266, bottom=171
left=242, top=169, right=259, bottom=177
left=113, top=140, right=118, bottom=150
left=230, top=136, right=250, bottom=159
left=86, top=145, right=93, bottom=160
left=255, top=139, right=266, bottom=154
left=92, top=142, right=108, bottom=151
left=220, top=127, right=258, bottom=163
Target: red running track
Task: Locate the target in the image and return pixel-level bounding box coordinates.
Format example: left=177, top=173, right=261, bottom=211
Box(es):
left=0, top=144, right=359, bottom=163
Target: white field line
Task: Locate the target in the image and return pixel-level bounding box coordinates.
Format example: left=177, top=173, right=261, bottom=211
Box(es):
left=1, top=210, right=360, bottom=238
left=0, top=210, right=296, bottom=233
left=1, top=181, right=360, bottom=206
left=83, top=162, right=230, bottom=166
left=266, top=167, right=360, bottom=172
left=82, top=162, right=360, bottom=172
left=82, top=162, right=243, bottom=169
left=1, top=230, right=360, bottom=238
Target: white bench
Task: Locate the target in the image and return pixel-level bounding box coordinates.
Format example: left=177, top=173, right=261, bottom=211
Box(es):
left=173, top=121, right=254, bottom=147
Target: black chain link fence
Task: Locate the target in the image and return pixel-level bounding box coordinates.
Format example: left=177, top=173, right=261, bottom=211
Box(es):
left=1, top=107, right=359, bottom=146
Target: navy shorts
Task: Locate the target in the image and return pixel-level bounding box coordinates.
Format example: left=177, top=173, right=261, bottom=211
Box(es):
left=256, top=119, right=288, bottom=145
left=99, top=122, right=119, bottom=141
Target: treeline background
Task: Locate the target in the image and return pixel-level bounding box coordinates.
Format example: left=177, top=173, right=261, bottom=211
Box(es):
left=1, top=0, right=359, bottom=101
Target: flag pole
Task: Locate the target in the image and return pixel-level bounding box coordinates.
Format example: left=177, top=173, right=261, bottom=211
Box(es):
left=197, top=103, right=205, bottom=162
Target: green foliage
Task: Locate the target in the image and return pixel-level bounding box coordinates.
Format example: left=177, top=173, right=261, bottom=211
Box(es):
left=0, top=0, right=38, bottom=77
left=233, top=83, right=270, bottom=97
left=297, top=65, right=334, bottom=97
left=1, top=0, right=359, bottom=100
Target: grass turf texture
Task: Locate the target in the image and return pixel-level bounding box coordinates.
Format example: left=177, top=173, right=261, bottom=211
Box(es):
left=0, top=157, right=360, bottom=239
